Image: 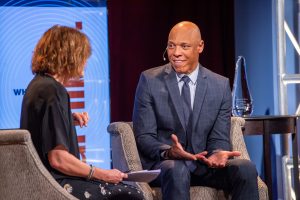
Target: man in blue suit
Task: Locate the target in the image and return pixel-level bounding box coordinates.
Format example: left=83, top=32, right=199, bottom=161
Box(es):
left=133, top=21, right=259, bottom=200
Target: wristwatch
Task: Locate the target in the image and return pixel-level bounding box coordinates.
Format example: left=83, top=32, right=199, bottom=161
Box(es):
left=160, top=149, right=170, bottom=159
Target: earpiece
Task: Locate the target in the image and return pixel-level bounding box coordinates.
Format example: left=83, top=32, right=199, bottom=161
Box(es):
left=162, top=48, right=167, bottom=61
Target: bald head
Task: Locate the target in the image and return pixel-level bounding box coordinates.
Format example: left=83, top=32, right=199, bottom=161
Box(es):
left=169, top=21, right=202, bottom=43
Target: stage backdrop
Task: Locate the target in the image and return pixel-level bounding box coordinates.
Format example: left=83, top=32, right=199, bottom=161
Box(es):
left=0, top=0, right=110, bottom=169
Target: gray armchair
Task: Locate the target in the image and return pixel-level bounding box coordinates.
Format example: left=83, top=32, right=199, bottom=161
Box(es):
left=107, top=117, right=269, bottom=200
left=0, top=129, right=77, bottom=200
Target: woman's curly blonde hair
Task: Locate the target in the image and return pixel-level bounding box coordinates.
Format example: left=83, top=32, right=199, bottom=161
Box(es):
left=32, top=25, right=91, bottom=82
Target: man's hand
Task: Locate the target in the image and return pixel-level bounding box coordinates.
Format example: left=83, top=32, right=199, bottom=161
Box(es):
left=204, top=150, right=241, bottom=168
left=195, top=151, right=211, bottom=165
left=166, top=134, right=197, bottom=160
left=72, top=112, right=89, bottom=127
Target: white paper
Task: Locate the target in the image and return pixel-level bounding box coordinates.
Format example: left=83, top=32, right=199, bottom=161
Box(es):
left=123, top=169, right=161, bottom=182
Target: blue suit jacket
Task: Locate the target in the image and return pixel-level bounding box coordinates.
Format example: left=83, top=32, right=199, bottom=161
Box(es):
left=133, top=63, right=232, bottom=170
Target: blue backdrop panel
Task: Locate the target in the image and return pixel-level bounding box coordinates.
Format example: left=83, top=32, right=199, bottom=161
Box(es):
left=0, top=1, right=110, bottom=169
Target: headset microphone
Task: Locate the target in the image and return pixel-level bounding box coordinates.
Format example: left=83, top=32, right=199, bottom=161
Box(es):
left=162, top=48, right=167, bottom=61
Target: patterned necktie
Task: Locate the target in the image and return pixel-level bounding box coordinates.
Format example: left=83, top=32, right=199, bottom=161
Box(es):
left=181, top=75, right=192, bottom=127
left=181, top=76, right=197, bottom=172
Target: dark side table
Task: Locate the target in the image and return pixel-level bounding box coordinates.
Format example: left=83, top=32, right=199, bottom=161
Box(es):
left=243, top=115, right=300, bottom=200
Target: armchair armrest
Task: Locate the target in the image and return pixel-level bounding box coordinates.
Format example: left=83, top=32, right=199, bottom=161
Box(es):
left=107, top=122, right=154, bottom=200
left=230, top=117, right=269, bottom=200
left=107, top=122, right=143, bottom=172
left=230, top=117, right=251, bottom=160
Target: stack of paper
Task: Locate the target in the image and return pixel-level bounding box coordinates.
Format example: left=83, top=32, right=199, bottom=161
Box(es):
left=123, top=169, right=161, bottom=182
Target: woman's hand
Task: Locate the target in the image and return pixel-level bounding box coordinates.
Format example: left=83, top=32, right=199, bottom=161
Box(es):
left=95, top=169, right=128, bottom=184
left=48, top=146, right=128, bottom=183
left=72, top=112, right=89, bottom=127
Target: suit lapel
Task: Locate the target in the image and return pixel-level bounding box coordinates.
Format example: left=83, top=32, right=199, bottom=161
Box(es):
left=164, top=65, right=186, bottom=131
left=192, top=65, right=207, bottom=130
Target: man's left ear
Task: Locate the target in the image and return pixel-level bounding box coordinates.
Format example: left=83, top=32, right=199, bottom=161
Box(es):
left=198, top=40, right=204, bottom=53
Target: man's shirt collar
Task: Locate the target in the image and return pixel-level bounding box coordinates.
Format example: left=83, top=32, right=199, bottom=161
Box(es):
left=176, top=64, right=199, bottom=85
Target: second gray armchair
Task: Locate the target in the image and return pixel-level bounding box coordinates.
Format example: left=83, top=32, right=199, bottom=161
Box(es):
left=107, top=117, right=269, bottom=200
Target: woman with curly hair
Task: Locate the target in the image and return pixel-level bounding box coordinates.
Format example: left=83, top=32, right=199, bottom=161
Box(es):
left=20, top=25, right=144, bottom=200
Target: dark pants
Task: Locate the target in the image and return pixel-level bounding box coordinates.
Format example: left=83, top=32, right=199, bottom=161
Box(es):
left=150, top=159, right=259, bottom=200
